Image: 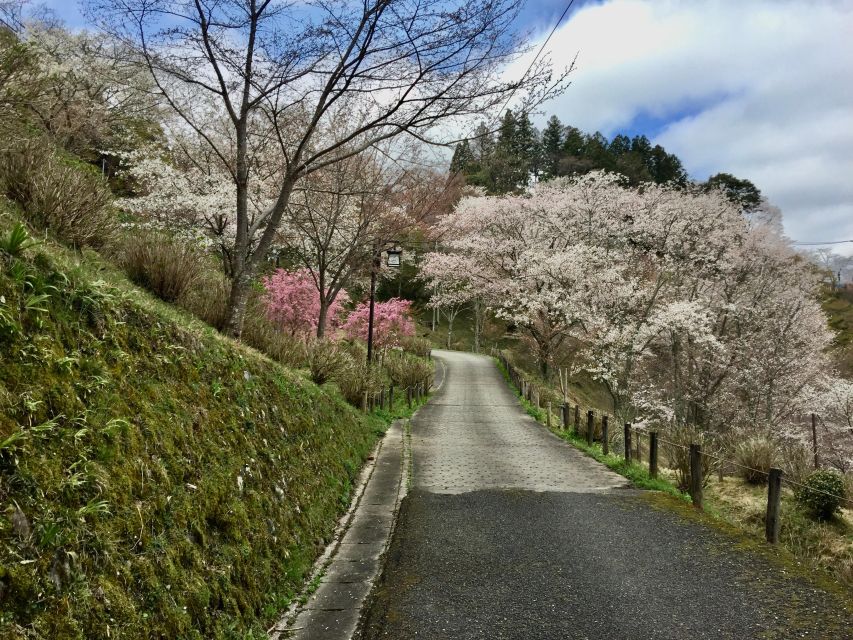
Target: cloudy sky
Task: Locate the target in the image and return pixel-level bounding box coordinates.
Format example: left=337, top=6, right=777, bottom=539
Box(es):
left=512, top=0, right=853, bottom=252
left=46, top=0, right=853, bottom=251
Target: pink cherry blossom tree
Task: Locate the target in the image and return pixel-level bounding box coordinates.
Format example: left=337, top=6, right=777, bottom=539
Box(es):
left=261, top=268, right=349, bottom=338
left=340, top=298, right=415, bottom=349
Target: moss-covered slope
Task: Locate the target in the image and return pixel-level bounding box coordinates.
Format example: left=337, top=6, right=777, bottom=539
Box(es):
left=0, top=210, right=384, bottom=638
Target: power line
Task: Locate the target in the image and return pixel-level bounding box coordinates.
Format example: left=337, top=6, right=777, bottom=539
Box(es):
left=494, top=0, right=577, bottom=117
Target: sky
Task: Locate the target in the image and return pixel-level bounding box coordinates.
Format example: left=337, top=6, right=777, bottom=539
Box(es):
left=42, top=0, right=853, bottom=252
left=509, top=0, right=853, bottom=253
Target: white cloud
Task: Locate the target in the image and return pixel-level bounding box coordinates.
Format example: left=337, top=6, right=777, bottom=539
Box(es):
left=515, top=0, right=853, bottom=252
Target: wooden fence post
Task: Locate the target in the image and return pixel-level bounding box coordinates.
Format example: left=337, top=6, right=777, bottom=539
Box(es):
left=601, top=416, right=609, bottom=455
left=649, top=432, right=659, bottom=477
left=811, top=413, right=819, bottom=470
left=636, top=432, right=642, bottom=465
left=689, top=444, right=703, bottom=510
left=547, top=401, right=552, bottom=429
left=765, top=467, right=783, bottom=544
left=586, top=411, right=594, bottom=445
left=389, top=385, right=394, bottom=410
left=624, top=423, right=632, bottom=463
left=562, top=404, right=569, bottom=430
left=573, top=405, right=580, bottom=435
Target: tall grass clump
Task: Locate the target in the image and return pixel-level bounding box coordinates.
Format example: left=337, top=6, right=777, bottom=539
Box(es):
left=733, top=435, right=779, bottom=484
left=118, top=230, right=204, bottom=302
left=0, top=137, right=115, bottom=247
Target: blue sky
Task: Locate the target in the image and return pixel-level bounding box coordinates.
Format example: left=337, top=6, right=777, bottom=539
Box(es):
left=41, top=0, right=853, bottom=251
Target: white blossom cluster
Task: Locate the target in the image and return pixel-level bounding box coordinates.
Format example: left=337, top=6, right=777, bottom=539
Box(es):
left=423, top=172, right=850, bottom=467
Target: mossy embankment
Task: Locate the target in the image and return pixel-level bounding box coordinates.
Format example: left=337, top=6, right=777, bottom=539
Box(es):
left=0, top=208, right=390, bottom=638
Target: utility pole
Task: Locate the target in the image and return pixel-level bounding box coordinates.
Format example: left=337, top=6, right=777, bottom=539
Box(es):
left=366, top=244, right=380, bottom=365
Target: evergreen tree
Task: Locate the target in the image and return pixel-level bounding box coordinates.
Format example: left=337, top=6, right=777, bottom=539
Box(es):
left=704, top=172, right=762, bottom=211
left=514, top=111, right=540, bottom=181
left=646, top=144, right=687, bottom=185
left=541, top=115, right=563, bottom=178
left=450, top=139, right=473, bottom=175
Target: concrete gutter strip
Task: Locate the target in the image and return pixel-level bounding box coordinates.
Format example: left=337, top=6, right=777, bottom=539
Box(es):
left=269, top=418, right=409, bottom=640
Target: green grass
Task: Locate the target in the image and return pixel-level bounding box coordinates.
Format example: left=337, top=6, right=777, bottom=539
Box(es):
left=0, top=206, right=412, bottom=639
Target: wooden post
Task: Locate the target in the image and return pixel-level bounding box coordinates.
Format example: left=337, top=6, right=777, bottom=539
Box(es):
left=362, top=390, right=368, bottom=413
left=547, top=401, right=552, bottom=429
left=811, top=413, right=819, bottom=470
left=624, top=423, right=632, bottom=463
left=389, top=385, right=394, bottom=410
left=689, top=444, right=703, bottom=510
left=765, top=467, right=783, bottom=544
left=601, top=416, right=609, bottom=455
left=649, top=432, right=659, bottom=478
left=573, top=405, right=580, bottom=435
left=586, top=411, right=594, bottom=445
left=379, top=388, right=385, bottom=410
left=562, top=404, right=569, bottom=431
left=636, top=432, right=642, bottom=465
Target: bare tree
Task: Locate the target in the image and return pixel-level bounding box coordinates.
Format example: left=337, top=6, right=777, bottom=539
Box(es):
left=86, top=0, right=567, bottom=337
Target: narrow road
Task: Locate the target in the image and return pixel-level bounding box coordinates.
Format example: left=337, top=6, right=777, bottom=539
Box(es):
left=360, top=351, right=852, bottom=640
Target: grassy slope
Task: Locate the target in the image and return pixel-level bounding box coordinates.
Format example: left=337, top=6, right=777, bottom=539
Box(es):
left=0, top=207, right=391, bottom=639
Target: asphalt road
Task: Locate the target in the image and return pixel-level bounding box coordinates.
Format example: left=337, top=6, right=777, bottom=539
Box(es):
left=359, top=351, right=853, bottom=639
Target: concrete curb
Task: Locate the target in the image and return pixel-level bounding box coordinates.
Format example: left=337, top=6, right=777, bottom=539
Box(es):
left=269, top=418, right=410, bottom=640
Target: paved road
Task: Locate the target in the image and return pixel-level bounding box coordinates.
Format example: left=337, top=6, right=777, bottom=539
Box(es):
left=360, top=351, right=853, bottom=639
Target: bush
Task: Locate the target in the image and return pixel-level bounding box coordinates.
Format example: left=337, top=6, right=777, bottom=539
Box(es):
left=331, top=343, right=386, bottom=407
left=780, top=441, right=812, bottom=485
left=399, top=335, right=432, bottom=358
left=0, top=137, right=115, bottom=247
left=305, top=338, right=352, bottom=385
left=118, top=231, right=203, bottom=302
left=795, top=469, right=846, bottom=520
left=383, top=350, right=433, bottom=390
left=733, top=436, right=779, bottom=484
left=664, top=425, right=716, bottom=492
left=179, top=268, right=230, bottom=329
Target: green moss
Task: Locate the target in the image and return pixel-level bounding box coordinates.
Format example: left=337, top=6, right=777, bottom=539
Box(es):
left=0, top=208, right=396, bottom=638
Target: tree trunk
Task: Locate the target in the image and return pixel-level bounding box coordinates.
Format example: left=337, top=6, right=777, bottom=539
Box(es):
left=316, top=298, right=329, bottom=338
left=224, top=270, right=253, bottom=338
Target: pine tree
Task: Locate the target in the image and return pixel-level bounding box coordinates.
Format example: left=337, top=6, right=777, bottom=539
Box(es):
left=450, top=139, right=473, bottom=175
left=541, top=115, right=563, bottom=178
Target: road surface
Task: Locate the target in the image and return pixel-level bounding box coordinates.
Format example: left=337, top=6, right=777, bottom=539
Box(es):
left=359, top=351, right=852, bottom=639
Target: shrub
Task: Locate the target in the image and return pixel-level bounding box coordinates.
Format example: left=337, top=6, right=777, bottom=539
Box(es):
left=118, top=231, right=203, bottom=303
left=399, top=335, right=432, bottom=358
left=795, top=469, right=846, bottom=520
left=382, top=350, right=433, bottom=390
left=179, top=268, right=230, bottom=329
left=664, top=425, right=717, bottom=492
left=0, top=137, right=115, bottom=247
left=733, top=436, right=779, bottom=484
left=305, top=338, right=352, bottom=385
left=240, top=299, right=306, bottom=370
left=780, top=442, right=812, bottom=485
left=331, top=343, right=386, bottom=406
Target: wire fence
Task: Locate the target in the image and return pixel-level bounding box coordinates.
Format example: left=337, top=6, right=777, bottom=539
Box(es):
left=493, top=350, right=852, bottom=543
